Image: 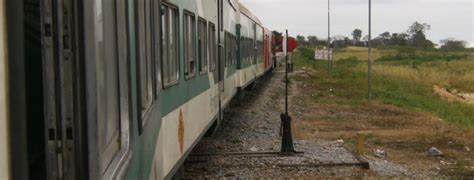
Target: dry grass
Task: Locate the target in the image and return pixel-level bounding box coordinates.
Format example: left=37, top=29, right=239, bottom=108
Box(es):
left=368, top=59, right=474, bottom=92
left=333, top=46, right=397, bottom=61
left=290, top=72, right=474, bottom=177
left=290, top=46, right=474, bottom=176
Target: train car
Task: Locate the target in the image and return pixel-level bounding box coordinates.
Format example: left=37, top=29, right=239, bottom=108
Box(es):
left=236, top=2, right=265, bottom=90
left=220, top=0, right=240, bottom=109
left=152, top=0, right=232, bottom=178
left=263, top=28, right=274, bottom=71
left=1, top=0, right=272, bottom=179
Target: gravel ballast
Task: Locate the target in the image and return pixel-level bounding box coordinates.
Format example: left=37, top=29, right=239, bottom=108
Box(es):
left=183, top=70, right=413, bottom=178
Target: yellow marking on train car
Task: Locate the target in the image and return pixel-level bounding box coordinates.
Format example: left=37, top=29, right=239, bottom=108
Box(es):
left=178, top=110, right=185, bottom=154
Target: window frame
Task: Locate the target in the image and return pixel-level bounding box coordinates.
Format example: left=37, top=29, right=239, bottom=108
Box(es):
left=208, top=22, right=217, bottom=72
left=183, top=10, right=197, bottom=80
left=136, top=0, right=155, bottom=125
left=153, top=0, right=162, bottom=93
left=197, top=17, right=208, bottom=75
left=161, top=2, right=180, bottom=88
left=224, top=32, right=228, bottom=67
left=84, top=0, right=133, bottom=178
left=230, top=34, right=235, bottom=65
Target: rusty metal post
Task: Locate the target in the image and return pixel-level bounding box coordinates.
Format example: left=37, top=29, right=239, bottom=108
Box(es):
left=356, top=133, right=366, bottom=155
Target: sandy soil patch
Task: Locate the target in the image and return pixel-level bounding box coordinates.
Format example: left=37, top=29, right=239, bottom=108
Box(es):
left=434, top=85, right=474, bottom=104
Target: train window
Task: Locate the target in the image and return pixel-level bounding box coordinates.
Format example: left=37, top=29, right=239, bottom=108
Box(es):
left=240, top=37, right=245, bottom=61
left=233, top=35, right=237, bottom=65
left=227, top=33, right=235, bottom=65
left=229, top=34, right=231, bottom=65
left=247, top=38, right=250, bottom=62
left=208, top=23, right=216, bottom=71
left=228, top=33, right=233, bottom=66
left=91, top=0, right=131, bottom=177
left=257, top=41, right=261, bottom=61
left=252, top=38, right=256, bottom=64
left=198, top=18, right=207, bottom=74
left=229, top=34, right=233, bottom=65
left=162, top=4, right=179, bottom=87
left=246, top=38, right=250, bottom=63
left=227, top=34, right=231, bottom=66
left=225, top=32, right=229, bottom=67
left=244, top=38, right=247, bottom=61
left=247, top=38, right=251, bottom=63
left=231, top=34, right=236, bottom=65
left=239, top=37, right=243, bottom=62
left=137, top=0, right=154, bottom=118
left=244, top=38, right=247, bottom=62
left=227, top=33, right=231, bottom=65
left=248, top=38, right=251, bottom=62
left=184, top=11, right=196, bottom=79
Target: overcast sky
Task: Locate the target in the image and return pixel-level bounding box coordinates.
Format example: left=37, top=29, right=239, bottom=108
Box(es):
left=239, top=0, right=474, bottom=47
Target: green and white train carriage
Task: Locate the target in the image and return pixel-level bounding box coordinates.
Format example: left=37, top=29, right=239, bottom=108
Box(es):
left=1, top=0, right=271, bottom=179
left=151, top=1, right=219, bottom=179
left=236, top=2, right=266, bottom=90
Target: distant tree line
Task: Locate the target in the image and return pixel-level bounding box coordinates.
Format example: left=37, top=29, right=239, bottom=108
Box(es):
left=295, top=21, right=467, bottom=51
left=296, top=35, right=327, bottom=47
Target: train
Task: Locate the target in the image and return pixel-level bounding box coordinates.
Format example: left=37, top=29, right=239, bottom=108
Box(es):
left=1, top=0, right=274, bottom=179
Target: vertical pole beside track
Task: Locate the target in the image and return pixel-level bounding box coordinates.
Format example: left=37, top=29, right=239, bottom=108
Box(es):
left=285, top=30, right=288, bottom=114
left=280, top=29, right=295, bottom=154
left=328, top=0, right=331, bottom=74
left=368, top=0, right=372, bottom=102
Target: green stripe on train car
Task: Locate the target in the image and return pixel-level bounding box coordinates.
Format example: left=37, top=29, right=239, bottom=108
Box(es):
left=124, top=0, right=163, bottom=179
left=161, top=0, right=211, bottom=115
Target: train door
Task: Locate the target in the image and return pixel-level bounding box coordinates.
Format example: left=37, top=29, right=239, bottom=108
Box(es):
left=263, top=33, right=268, bottom=71
left=217, top=0, right=224, bottom=92
left=253, top=23, right=258, bottom=76
left=41, top=0, right=88, bottom=179
left=41, top=0, right=131, bottom=179
left=217, top=0, right=225, bottom=117
left=253, top=24, right=257, bottom=64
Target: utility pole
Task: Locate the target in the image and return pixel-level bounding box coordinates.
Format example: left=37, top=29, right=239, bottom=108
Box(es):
left=328, top=0, right=331, bottom=73
left=368, top=0, right=372, bottom=102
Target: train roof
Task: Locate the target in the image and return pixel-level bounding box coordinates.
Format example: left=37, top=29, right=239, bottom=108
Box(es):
left=237, top=1, right=263, bottom=26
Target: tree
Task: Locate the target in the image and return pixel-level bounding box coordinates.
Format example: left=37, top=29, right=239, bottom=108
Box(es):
left=407, top=21, right=431, bottom=36
left=362, top=35, right=369, bottom=42
left=440, top=38, right=466, bottom=51
left=307, top=36, right=319, bottom=46
left=352, top=29, right=362, bottom=42
left=331, top=35, right=350, bottom=48
left=378, top=32, right=392, bottom=46
left=296, top=35, right=306, bottom=45
left=390, top=33, right=409, bottom=46
left=272, top=31, right=282, bottom=37
left=407, top=21, right=433, bottom=49
left=379, top=32, right=391, bottom=40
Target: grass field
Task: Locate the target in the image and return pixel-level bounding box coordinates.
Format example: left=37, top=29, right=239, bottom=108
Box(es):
left=293, top=46, right=474, bottom=128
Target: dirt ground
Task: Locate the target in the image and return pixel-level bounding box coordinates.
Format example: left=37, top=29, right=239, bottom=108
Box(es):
left=290, top=69, right=474, bottom=177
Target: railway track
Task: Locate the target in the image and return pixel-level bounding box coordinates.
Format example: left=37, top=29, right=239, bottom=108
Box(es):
left=183, top=70, right=372, bottom=178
